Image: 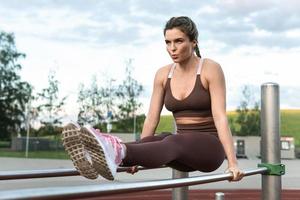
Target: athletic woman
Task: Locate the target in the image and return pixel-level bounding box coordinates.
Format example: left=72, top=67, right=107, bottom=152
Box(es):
left=62, top=16, right=244, bottom=182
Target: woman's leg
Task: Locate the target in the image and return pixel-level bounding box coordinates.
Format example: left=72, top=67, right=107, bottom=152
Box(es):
left=122, top=132, right=225, bottom=172
left=166, top=160, right=195, bottom=172
left=136, top=132, right=196, bottom=172
left=125, top=132, right=172, bottom=144
left=175, top=132, right=225, bottom=172
left=122, top=134, right=184, bottom=167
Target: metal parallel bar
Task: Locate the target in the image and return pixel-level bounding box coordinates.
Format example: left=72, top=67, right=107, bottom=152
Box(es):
left=261, top=83, right=281, bottom=200
left=0, top=168, right=79, bottom=180
left=0, top=166, right=163, bottom=180
left=0, top=168, right=268, bottom=200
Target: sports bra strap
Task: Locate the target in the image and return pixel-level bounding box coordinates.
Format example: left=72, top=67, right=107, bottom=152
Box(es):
left=197, top=58, right=204, bottom=75
left=168, top=63, right=176, bottom=78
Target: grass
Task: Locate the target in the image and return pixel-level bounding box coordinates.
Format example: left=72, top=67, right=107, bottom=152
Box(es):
left=156, top=109, right=300, bottom=147
left=1, top=109, right=299, bottom=159
left=280, top=109, right=300, bottom=147
left=0, top=141, right=10, bottom=148
left=156, top=115, right=175, bottom=133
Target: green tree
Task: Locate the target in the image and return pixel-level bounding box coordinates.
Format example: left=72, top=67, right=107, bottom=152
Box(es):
left=235, top=86, right=260, bottom=136
left=77, top=76, right=105, bottom=126
left=0, top=32, right=33, bottom=140
left=76, top=59, right=144, bottom=133
left=36, top=70, right=66, bottom=136
left=115, top=59, right=143, bottom=132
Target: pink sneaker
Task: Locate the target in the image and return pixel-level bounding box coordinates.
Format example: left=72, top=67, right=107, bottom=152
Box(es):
left=61, top=122, right=98, bottom=179
left=81, top=126, right=124, bottom=180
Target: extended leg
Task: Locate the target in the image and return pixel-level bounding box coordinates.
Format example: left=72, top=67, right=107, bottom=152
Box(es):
left=122, top=134, right=184, bottom=168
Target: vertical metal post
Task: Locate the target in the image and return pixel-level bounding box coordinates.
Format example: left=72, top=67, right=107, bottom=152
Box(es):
left=172, top=170, right=188, bottom=200
left=107, top=78, right=115, bottom=133
left=261, top=83, right=281, bottom=200
left=25, top=99, right=31, bottom=158
left=133, top=114, right=136, bottom=136
left=215, top=192, right=225, bottom=200
left=172, top=120, right=188, bottom=200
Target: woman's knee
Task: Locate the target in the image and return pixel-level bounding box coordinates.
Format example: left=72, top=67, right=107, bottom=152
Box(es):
left=139, top=132, right=172, bottom=143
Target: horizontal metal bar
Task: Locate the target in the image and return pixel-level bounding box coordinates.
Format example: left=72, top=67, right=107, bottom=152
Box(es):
left=0, top=166, right=164, bottom=180
left=0, top=167, right=268, bottom=200
left=0, top=169, right=79, bottom=180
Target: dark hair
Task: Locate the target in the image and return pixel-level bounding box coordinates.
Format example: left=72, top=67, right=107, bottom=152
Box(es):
left=164, top=16, right=201, bottom=58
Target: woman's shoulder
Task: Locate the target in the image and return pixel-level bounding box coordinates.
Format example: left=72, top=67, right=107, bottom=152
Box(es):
left=202, top=58, right=224, bottom=80
left=153, top=64, right=173, bottom=87
left=203, top=58, right=221, bottom=70
left=154, top=64, right=173, bottom=79
left=157, top=63, right=173, bottom=73
left=202, top=58, right=223, bottom=74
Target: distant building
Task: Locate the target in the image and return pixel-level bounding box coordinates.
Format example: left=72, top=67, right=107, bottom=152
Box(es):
left=233, top=136, right=295, bottom=159
left=280, top=136, right=296, bottom=159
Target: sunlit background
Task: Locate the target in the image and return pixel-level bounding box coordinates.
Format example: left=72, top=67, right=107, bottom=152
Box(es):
left=1, top=0, right=300, bottom=122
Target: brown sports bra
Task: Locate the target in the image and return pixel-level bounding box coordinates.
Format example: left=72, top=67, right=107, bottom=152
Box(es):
left=164, top=59, right=217, bottom=134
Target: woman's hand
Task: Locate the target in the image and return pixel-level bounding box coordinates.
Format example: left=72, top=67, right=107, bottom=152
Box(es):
left=126, top=165, right=139, bottom=174
left=225, top=165, right=244, bottom=181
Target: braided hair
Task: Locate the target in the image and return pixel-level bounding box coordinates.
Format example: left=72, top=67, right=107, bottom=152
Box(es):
left=163, top=16, right=201, bottom=58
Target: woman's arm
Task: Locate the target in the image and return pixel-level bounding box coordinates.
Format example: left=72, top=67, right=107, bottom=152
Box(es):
left=204, top=59, right=243, bottom=181
left=126, top=66, right=168, bottom=174
left=141, top=67, right=168, bottom=139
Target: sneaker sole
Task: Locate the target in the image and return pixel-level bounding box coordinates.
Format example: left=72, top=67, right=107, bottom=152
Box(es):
left=62, top=123, right=98, bottom=179
left=81, top=127, right=114, bottom=180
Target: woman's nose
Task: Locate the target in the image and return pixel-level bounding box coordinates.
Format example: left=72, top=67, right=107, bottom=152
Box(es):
left=170, top=43, right=176, bottom=51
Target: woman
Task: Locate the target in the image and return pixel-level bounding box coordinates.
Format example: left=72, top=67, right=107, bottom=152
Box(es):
left=62, top=16, right=244, bottom=182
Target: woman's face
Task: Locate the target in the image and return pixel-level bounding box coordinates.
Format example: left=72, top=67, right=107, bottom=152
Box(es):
left=165, top=28, right=196, bottom=63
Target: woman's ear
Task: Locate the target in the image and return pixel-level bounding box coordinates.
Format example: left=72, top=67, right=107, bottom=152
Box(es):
left=193, top=40, right=197, bottom=48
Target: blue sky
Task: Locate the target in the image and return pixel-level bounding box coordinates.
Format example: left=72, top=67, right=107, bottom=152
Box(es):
left=1, top=0, right=300, bottom=121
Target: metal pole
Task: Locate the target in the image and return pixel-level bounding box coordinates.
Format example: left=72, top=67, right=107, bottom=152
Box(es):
left=132, top=84, right=136, bottom=138
left=215, top=192, right=225, bottom=200
left=172, top=120, right=188, bottom=200
left=133, top=113, right=136, bottom=136
left=107, top=78, right=115, bottom=133
left=0, top=168, right=267, bottom=200
left=0, top=167, right=265, bottom=181
left=25, top=99, right=31, bottom=158
left=0, top=166, right=167, bottom=180
left=172, top=170, right=188, bottom=200
left=261, top=83, right=281, bottom=200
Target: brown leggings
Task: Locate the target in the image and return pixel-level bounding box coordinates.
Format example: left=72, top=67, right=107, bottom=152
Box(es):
left=122, top=132, right=225, bottom=172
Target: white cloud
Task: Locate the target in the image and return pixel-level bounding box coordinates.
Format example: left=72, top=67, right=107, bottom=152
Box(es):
left=218, top=0, right=274, bottom=13
left=197, top=5, right=219, bottom=15
left=253, top=28, right=272, bottom=37
left=1, top=0, right=300, bottom=121
left=285, top=29, right=300, bottom=38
